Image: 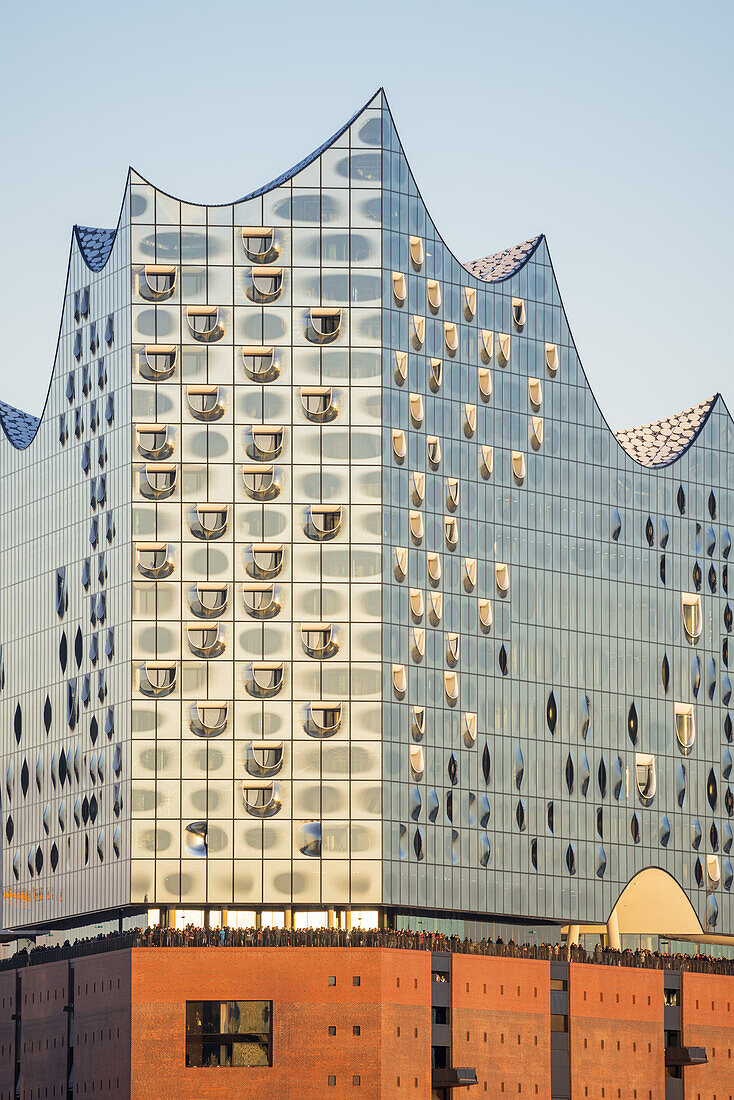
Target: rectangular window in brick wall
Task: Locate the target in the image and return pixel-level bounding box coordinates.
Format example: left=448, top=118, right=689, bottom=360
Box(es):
left=185, top=1000, right=272, bottom=1068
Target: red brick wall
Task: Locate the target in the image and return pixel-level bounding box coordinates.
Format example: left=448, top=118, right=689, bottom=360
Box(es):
left=18, top=960, right=69, bottom=1100
left=73, top=952, right=131, bottom=1097
left=0, top=971, right=16, bottom=1100
left=450, top=954, right=551, bottom=1099
left=130, top=947, right=430, bottom=1100
left=681, top=971, right=734, bottom=1100
left=569, top=963, right=665, bottom=1100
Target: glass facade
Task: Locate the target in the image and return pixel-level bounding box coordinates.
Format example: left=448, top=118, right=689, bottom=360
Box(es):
left=1, top=91, right=732, bottom=935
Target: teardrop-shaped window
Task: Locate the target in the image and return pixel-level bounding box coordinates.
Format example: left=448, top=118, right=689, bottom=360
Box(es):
left=660, top=814, right=671, bottom=847
left=596, top=846, right=606, bottom=878
left=516, top=799, right=526, bottom=832
left=631, top=813, right=640, bottom=844
left=692, top=654, right=701, bottom=698
left=413, top=828, right=424, bottom=861
left=726, top=713, right=733, bottom=743
left=598, top=756, right=607, bottom=798
left=611, top=508, right=622, bottom=542
left=628, top=702, right=638, bottom=745
left=708, top=768, right=718, bottom=810
left=613, top=756, right=624, bottom=801
left=677, top=762, right=687, bottom=808
left=59, top=632, right=68, bottom=672
left=547, top=801, right=555, bottom=834
left=677, top=484, right=686, bottom=514
left=580, top=752, right=590, bottom=797
left=482, top=743, right=491, bottom=784
left=693, top=561, right=702, bottom=591
left=566, top=843, right=576, bottom=875
left=13, top=703, right=22, bottom=744
left=499, top=644, right=508, bottom=676
left=448, top=752, right=458, bottom=786
left=661, top=653, right=670, bottom=692
left=546, top=691, right=557, bottom=735
left=645, top=516, right=654, bottom=547
left=580, top=694, right=590, bottom=738
left=513, top=745, right=524, bottom=790
left=565, top=752, right=574, bottom=795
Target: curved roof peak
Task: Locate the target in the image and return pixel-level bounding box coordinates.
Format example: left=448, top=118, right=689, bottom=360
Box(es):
left=615, top=397, right=717, bottom=468
left=465, top=236, right=542, bottom=283
left=74, top=226, right=117, bottom=272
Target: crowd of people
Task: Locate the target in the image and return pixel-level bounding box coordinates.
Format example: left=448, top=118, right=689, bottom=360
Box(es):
left=3, top=924, right=734, bottom=976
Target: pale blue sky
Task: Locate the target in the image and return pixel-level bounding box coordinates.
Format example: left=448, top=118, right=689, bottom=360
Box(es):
left=0, top=0, right=731, bottom=428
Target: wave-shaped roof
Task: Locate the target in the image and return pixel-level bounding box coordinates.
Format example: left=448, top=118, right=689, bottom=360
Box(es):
left=74, top=226, right=116, bottom=272
left=0, top=399, right=41, bottom=448
left=615, top=398, right=717, bottom=468
left=465, top=237, right=542, bottom=283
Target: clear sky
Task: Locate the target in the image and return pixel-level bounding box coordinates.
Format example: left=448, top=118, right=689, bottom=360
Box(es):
left=0, top=0, right=731, bottom=428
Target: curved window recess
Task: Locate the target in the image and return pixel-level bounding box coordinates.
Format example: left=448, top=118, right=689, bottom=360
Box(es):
left=410, top=510, right=424, bottom=544
left=59, top=413, right=68, bottom=445
left=634, top=753, right=657, bottom=805
left=248, top=543, right=284, bottom=581
left=446, top=478, right=460, bottom=512
left=724, top=529, right=732, bottom=559
left=187, top=623, right=226, bottom=659
left=241, top=581, right=280, bottom=619
left=708, top=767, right=718, bottom=811
left=189, top=581, right=229, bottom=619
left=511, top=297, right=526, bottom=331
left=627, top=701, right=639, bottom=745
left=136, top=424, right=173, bottom=461
left=545, top=343, right=559, bottom=377
left=138, top=264, right=176, bottom=303
left=497, top=333, right=511, bottom=367
left=243, top=780, right=281, bottom=818
left=246, top=662, right=284, bottom=699
left=242, top=464, right=280, bottom=501
left=677, top=484, right=686, bottom=514
left=412, top=706, right=425, bottom=741
left=394, top=350, right=407, bottom=385
left=394, top=546, right=408, bottom=581
left=392, top=429, right=407, bottom=463
left=462, top=712, right=477, bottom=748
left=392, top=271, right=407, bottom=306
left=427, top=436, right=441, bottom=469
left=707, top=854, right=721, bottom=890
left=463, top=286, right=476, bottom=321
left=479, top=329, right=493, bottom=364
left=184, top=820, right=208, bottom=858
left=427, top=553, right=441, bottom=586
left=446, top=633, right=460, bottom=666
left=409, top=235, right=424, bottom=269
left=409, top=744, right=425, bottom=780
left=629, top=812, right=641, bottom=845
left=479, top=444, right=493, bottom=480
left=411, top=471, right=425, bottom=505
left=708, top=488, right=717, bottom=520
left=308, top=307, right=342, bottom=344
left=661, top=652, right=670, bottom=692
left=139, top=463, right=177, bottom=500
left=426, top=279, right=441, bottom=313
left=241, top=226, right=277, bottom=262
left=307, top=702, right=342, bottom=739
left=247, top=266, right=283, bottom=304
left=660, top=555, right=667, bottom=586
left=409, top=588, right=424, bottom=621
left=444, top=670, right=459, bottom=705
left=444, top=322, right=458, bottom=356
left=136, top=542, right=174, bottom=579
left=414, top=826, right=424, bottom=861
left=66, top=371, right=76, bottom=404
left=190, top=701, right=228, bottom=738
left=444, top=515, right=458, bottom=550
left=411, top=627, right=425, bottom=662
left=186, top=305, right=224, bottom=342
left=56, top=567, right=68, bottom=619
left=706, top=524, right=716, bottom=557
left=659, top=516, right=669, bottom=549
left=392, top=663, right=407, bottom=698
left=139, top=661, right=177, bottom=698
left=727, top=787, right=734, bottom=818
left=250, top=425, right=284, bottom=461
left=190, top=503, right=229, bottom=540
left=724, top=747, right=732, bottom=780
left=421, top=591, right=440, bottom=629
left=409, top=392, right=424, bottom=427
left=682, top=593, right=702, bottom=643
left=611, top=507, right=622, bottom=542
left=478, top=367, right=492, bottom=401
left=306, top=504, right=342, bottom=541
left=429, top=358, right=442, bottom=392
left=692, top=653, right=701, bottom=698
left=512, top=451, right=526, bottom=485
left=515, top=800, right=526, bottom=833
left=495, top=562, right=510, bottom=598
left=246, top=740, right=284, bottom=778
left=530, top=416, right=544, bottom=450
left=477, top=599, right=492, bottom=633
left=301, top=622, right=338, bottom=659
left=412, top=315, right=425, bottom=349
left=463, top=403, right=476, bottom=438
left=463, top=557, right=477, bottom=592
left=82, top=364, right=91, bottom=397
left=709, top=564, right=717, bottom=594
left=242, top=345, right=278, bottom=383
left=186, top=384, right=224, bottom=421
left=528, top=377, right=542, bottom=410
